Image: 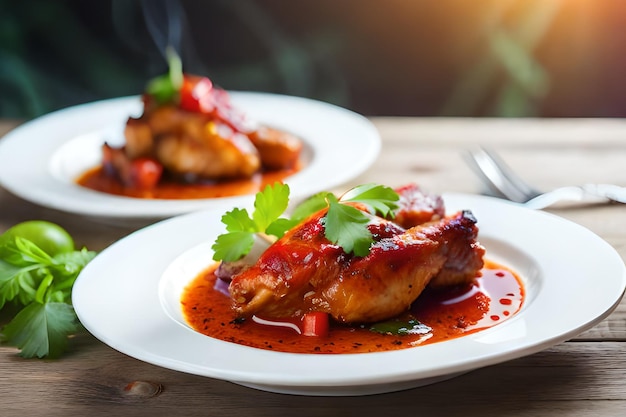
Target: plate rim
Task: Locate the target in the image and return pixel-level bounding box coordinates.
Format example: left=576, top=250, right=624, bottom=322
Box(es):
left=71, top=192, right=626, bottom=395
left=0, top=93, right=380, bottom=219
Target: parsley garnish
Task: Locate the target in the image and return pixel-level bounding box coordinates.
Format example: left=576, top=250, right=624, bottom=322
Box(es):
left=145, top=46, right=183, bottom=104
left=0, top=236, right=96, bottom=358
left=369, top=318, right=432, bottom=336
left=211, top=182, right=399, bottom=261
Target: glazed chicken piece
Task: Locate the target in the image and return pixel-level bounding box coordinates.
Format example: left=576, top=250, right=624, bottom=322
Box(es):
left=104, top=75, right=305, bottom=187
left=247, top=126, right=303, bottom=170
left=392, top=183, right=445, bottom=228
left=229, top=209, right=485, bottom=323
left=217, top=183, right=444, bottom=281
left=124, top=106, right=261, bottom=180
left=122, top=106, right=304, bottom=181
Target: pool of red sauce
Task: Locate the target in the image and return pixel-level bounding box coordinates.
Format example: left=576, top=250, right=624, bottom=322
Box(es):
left=181, top=259, right=524, bottom=354
left=75, top=165, right=300, bottom=200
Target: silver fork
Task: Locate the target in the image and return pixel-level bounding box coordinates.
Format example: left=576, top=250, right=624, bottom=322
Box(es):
left=463, top=147, right=626, bottom=209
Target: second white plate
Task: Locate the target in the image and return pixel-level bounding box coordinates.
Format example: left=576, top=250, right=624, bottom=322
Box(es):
left=0, top=93, right=380, bottom=221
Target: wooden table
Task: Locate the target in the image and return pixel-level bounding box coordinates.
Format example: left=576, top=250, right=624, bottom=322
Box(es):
left=1, top=117, right=625, bottom=416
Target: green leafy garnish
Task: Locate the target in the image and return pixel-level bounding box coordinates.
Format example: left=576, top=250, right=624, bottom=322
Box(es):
left=289, top=192, right=328, bottom=220
left=145, top=46, right=183, bottom=104
left=0, top=229, right=96, bottom=358
left=324, top=193, right=372, bottom=256
left=251, top=181, right=291, bottom=231
left=211, top=183, right=399, bottom=261
left=212, top=183, right=291, bottom=262
left=340, top=183, right=400, bottom=218
left=369, top=318, right=432, bottom=336
left=2, top=302, right=78, bottom=359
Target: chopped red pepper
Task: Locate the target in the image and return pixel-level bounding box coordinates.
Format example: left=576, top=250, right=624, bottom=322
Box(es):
left=128, top=158, right=163, bottom=189
left=178, top=75, right=247, bottom=133
left=301, top=312, right=330, bottom=337
left=179, top=75, right=213, bottom=113
left=197, top=85, right=224, bottom=115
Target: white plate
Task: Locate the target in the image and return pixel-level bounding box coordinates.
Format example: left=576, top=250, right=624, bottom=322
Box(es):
left=72, top=193, right=626, bottom=396
left=0, top=94, right=380, bottom=222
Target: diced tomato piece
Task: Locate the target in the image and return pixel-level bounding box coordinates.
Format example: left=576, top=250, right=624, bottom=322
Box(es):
left=301, top=312, right=330, bottom=337
left=178, top=74, right=249, bottom=133
left=197, top=92, right=217, bottom=114
left=128, top=158, right=163, bottom=189
left=197, top=86, right=228, bottom=114
left=179, top=75, right=213, bottom=113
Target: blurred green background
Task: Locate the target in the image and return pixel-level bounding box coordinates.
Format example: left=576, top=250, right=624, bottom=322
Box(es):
left=2, top=0, right=626, bottom=120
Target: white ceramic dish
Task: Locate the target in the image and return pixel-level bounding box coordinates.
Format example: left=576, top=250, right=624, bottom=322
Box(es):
left=72, top=193, right=626, bottom=396
left=0, top=93, right=380, bottom=221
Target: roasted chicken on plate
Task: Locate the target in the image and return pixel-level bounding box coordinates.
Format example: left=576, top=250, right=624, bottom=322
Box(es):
left=103, top=75, right=303, bottom=189
left=227, top=185, right=485, bottom=324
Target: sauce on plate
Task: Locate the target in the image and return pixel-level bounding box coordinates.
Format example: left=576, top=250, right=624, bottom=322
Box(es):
left=75, top=165, right=300, bottom=200
left=180, top=260, right=524, bottom=354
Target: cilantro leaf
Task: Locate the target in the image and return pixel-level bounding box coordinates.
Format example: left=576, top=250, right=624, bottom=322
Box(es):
left=369, top=318, right=432, bottom=336
left=0, top=260, right=27, bottom=308
left=145, top=46, right=183, bottom=104
left=212, top=231, right=255, bottom=263
left=0, top=239, right=96, bottom=308
left=252, top=182, right=290, bottom=231
left=221, top=208, right=256, bottom=232
left=0, top=227, right=96, bottom=358
left=53, top=249, right=97, bottom=279
left=212, top=183, right=291, bottom=262
left=49, top=249, right=97, bottom=296
left=211, top=183, right=400, bottom=261
left=262, top=192, right=330, bottom=238
left=0, top=301, right=78, bottom=359
left=4, top=236, right=53, bottom=265
left=324, top=194, right=373, bottom=257
left=265, top=218, right=299, bottom=238
left=290, top=192, right=329, bottom=221
left=340, top=183, right=399, bottom=218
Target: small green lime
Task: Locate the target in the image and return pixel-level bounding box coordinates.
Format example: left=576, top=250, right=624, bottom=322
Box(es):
left=0, top=220, right=75, bottom=257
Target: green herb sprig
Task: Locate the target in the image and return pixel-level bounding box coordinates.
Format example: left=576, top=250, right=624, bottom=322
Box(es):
left=0, top=231, right=96, bottom=358
left=145, top=46, right=183, bottom=104
left=211, top=183, right=399, bottom=261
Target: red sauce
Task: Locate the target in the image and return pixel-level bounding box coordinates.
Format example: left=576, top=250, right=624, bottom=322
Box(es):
left=75, top=166, right=300, bottom=199
left=180, top=260, right=524, bottom=354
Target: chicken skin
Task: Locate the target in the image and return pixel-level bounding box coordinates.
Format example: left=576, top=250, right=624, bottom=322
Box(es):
left=247, top=126, right=303, bottom=171
left=391, top=183, right=445, bottom=228
left=229, top=208, right=485, bottom=323
left=124, top=106, right=261, bottom=180
left=107, top=83, right=304, bottom=187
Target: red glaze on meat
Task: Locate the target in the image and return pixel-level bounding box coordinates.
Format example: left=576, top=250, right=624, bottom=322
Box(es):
left=229, top=208, right=485, bottom=323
